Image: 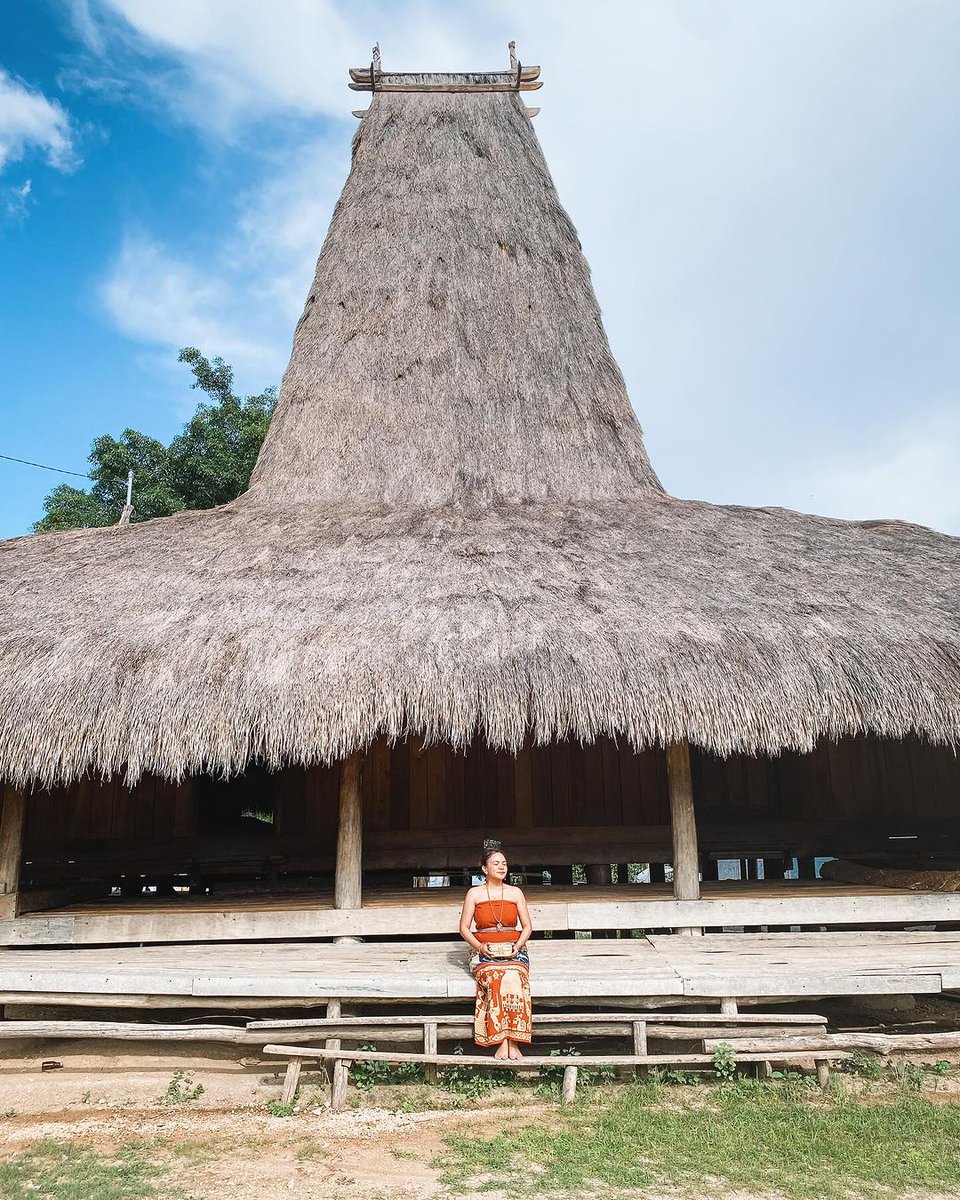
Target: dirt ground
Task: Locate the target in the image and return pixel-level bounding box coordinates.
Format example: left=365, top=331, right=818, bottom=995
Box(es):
left=2, top=1100, right=481, bottom=1199
left=0, top=1046, right=537, bottom=1199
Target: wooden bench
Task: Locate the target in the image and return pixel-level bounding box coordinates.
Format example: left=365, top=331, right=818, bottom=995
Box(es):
left=250, top=1009, right=831, bottom=1107
left=263, top=1042, right=852, bottom=1109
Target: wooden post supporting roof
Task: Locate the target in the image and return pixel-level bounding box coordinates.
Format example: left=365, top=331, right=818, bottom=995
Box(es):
left=0, top=786, right=25, bottom=921
left=665, top=741, right=701, bottom=935
left=334, top=753, right=363, bottom=911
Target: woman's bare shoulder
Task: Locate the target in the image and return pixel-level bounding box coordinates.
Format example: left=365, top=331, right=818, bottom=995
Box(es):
left=464, top=884, right=485, bottom=900
left=505, top=884, right=526, bottom=900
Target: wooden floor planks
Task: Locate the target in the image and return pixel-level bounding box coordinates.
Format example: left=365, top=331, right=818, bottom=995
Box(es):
left=1, top=930, right=960, bottom=1006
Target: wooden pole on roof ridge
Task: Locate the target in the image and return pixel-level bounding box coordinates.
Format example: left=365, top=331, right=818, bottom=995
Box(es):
left=0, top=785, right=25, bottom=922
left=665, top=740, right=701, bottom=936
left=334, top=751, right=364, bottom=916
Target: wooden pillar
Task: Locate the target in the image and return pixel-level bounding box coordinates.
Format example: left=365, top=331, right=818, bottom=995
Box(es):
left=665, top=741, right=701, bottom=935
left=0, top=786, right=25, bottom=921
left=334, top=753, right=363, bottom=911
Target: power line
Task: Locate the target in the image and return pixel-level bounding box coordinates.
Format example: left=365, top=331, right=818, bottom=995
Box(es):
left=0, top=452, right=92, bottom=479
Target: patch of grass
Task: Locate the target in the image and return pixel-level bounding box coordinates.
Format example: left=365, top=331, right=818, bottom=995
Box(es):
left=0, top=1140, right=161, bottom=1200
left=435, top=1079, right=960, bottom=1199
left=160, top=1135, right=227, bottom=1164
left=295, top=1139, right=331, bottom=1162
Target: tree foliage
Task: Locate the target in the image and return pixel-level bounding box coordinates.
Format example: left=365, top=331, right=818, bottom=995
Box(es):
left=34, top=349, right=277, bottom=532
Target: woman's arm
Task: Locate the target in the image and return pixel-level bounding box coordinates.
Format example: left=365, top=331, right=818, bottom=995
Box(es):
left=459, top=890, right=485, bottom=954
left=513, top=889, right=533, bottom=951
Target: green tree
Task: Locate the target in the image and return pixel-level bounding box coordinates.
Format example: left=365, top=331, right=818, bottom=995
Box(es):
left=169, top=348, right=276, bottom=510
left=34, top=350, right=277, bottom=532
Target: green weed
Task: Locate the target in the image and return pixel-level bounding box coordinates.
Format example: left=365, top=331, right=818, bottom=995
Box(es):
left=349, top=1043, right=425, bottom=1091
left=157, top=1069, right=205, bottom=1106
left=432, top=1044, right=520, bottom=1099
left=848, top=1050, right=887, bottom=1080
left=711, top=1040, right=737, bottom=1080
left=265, top=1094, right=299, bottom=1117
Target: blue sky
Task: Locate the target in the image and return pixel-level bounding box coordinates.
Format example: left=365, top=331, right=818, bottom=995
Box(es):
left=1, top=0, right=958, bottom=539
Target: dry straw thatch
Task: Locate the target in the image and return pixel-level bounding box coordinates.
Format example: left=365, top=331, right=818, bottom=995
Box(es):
left=2, top=72, right=959, bottom=787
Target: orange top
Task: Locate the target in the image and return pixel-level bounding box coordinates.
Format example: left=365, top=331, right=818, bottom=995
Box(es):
left=474, top=899, right=519, bottom=943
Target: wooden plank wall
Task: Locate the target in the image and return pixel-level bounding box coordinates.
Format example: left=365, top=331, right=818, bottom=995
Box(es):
left=19, top=735, right=960, bottom=876
left=693, top=736, right=960, bottom=829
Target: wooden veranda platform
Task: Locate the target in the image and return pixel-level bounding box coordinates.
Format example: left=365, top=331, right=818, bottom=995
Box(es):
left=6, top=880, right=960, bottom=947
left=1, top=930, right=959, bottom=1010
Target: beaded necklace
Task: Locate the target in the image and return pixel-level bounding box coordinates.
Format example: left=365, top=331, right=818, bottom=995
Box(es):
left=485, top=881, right=506, bottom=931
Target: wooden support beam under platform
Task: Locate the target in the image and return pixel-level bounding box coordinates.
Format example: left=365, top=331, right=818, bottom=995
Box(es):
left=6, top=880, right=960, bottom=947
left=0, top=930, right=957, bottom=1011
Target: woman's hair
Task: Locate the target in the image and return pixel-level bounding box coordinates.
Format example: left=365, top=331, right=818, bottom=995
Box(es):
left=480, top=840, right=504, bottom=869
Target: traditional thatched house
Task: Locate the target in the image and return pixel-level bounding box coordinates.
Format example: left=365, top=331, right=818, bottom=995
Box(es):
left=1, top=58, right=959, bottom=1006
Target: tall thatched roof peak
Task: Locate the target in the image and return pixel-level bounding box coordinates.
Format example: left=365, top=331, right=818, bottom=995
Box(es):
left=249, top=55, right=663, bottom=508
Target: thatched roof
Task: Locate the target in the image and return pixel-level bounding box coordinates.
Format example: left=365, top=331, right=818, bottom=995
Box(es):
left=2, top=69, right=959, bottom=787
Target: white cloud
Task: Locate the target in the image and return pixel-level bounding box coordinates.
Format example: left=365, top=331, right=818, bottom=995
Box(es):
left=0, top=70, right=78, bottom=172
left=100, top=137, right=347, bottom=388
left=102, top=234, right=281, bottom=377
left=83, top=0, right=960, bottom=532
left=779, top=402, right=960, bottom=534
left=3, top=178, right=32, bottom=220
left=75, top=0, right=483, bottom=133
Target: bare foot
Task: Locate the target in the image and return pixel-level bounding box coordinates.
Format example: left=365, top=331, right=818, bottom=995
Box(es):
left=493, top=1042, right=510, bottom=1060
left=509, top=1043, right=524, bottom=1060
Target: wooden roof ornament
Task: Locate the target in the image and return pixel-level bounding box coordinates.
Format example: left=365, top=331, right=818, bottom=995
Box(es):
left=0, top=52, right=959, bottom=787
left=348, top=41, right=542, bottom=93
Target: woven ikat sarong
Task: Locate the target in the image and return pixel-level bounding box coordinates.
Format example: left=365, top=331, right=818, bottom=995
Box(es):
left=471, top=950, right=532, bottom=1047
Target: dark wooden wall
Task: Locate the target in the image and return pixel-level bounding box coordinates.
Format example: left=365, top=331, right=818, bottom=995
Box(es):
left=19, top=734, right=960, bottom=882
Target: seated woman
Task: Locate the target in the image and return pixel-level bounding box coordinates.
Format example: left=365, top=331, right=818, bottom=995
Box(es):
left=459, top=843, right=533, bottom=1060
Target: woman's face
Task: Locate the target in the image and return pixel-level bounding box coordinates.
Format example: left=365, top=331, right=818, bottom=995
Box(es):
left=484, top=852, right=508, bottom=882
